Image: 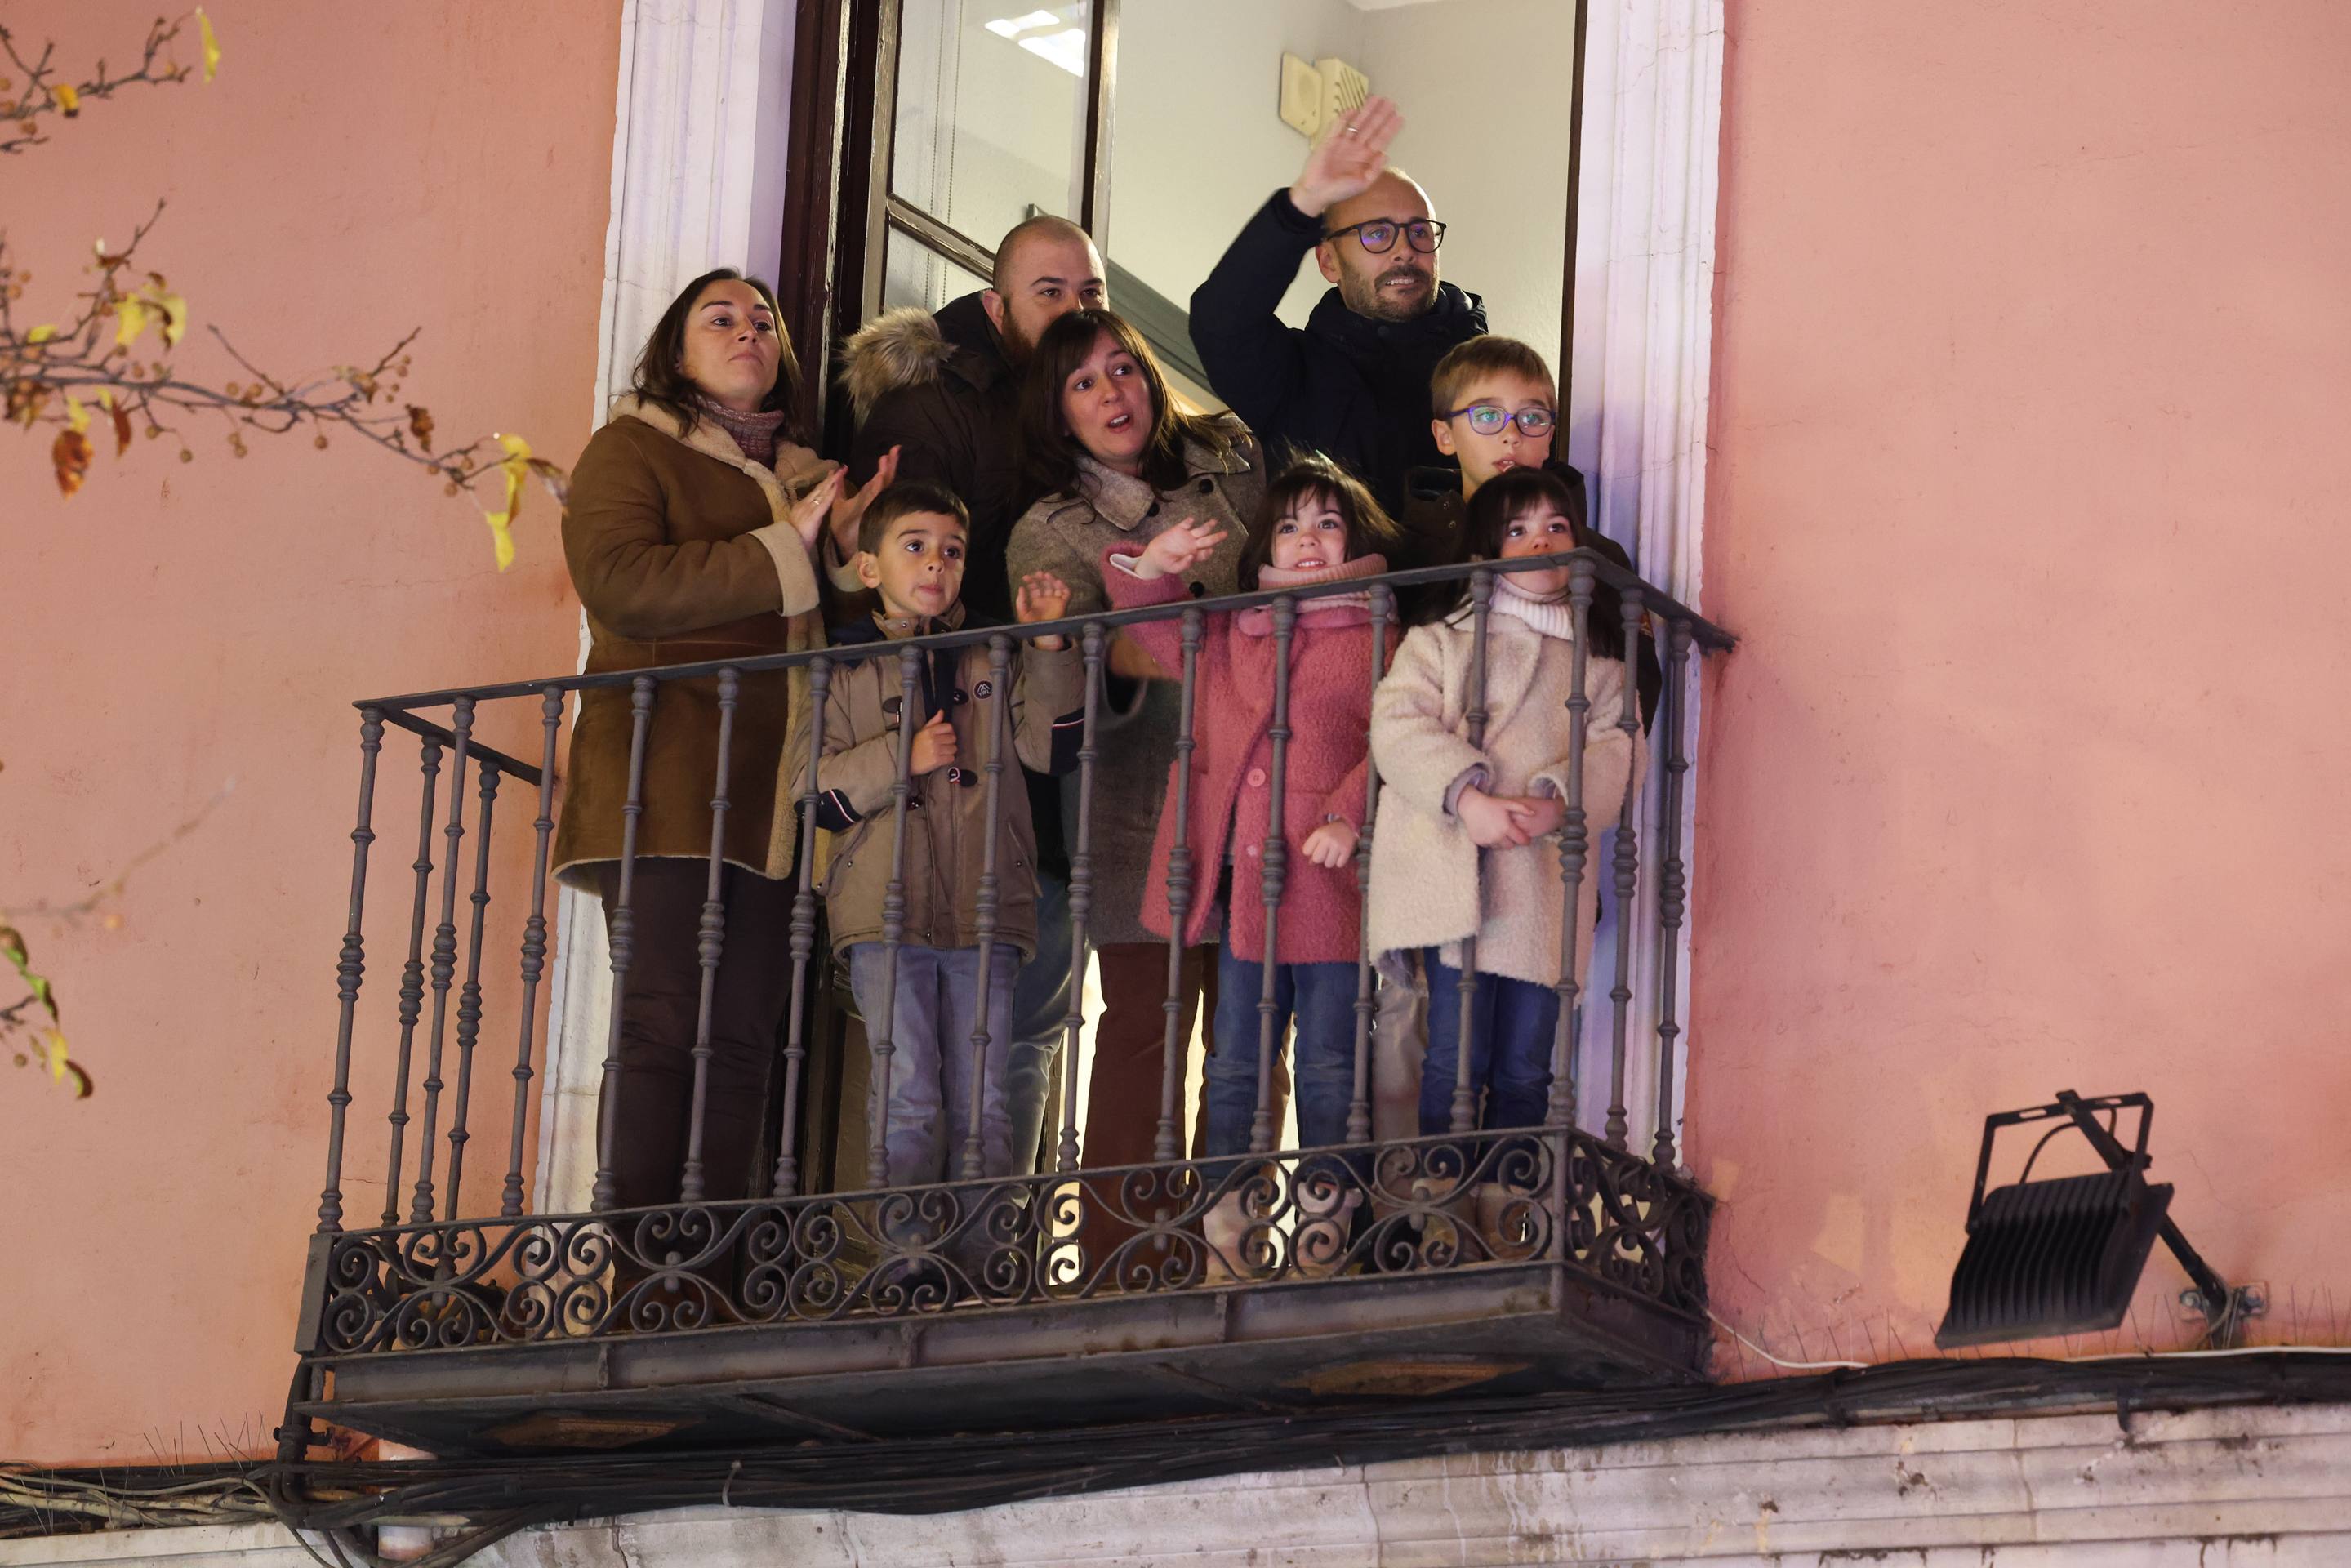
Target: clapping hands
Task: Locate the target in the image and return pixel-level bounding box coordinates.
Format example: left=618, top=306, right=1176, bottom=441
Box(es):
left=790, top=448, right=905, bottom=562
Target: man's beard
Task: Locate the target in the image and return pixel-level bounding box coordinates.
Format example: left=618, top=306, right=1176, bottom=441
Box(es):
left=1341, top=262, right=1436, bottom=323
left=998, top=313, right=1036, bottom=369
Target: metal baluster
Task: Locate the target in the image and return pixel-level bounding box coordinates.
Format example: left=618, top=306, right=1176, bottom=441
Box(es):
left=1346, top=584, right=1392, bottom=1145
left=1650, top=620, right=1694, bottom=1169
left=1547, top=561, right=1598, bottom=1260
left=1154, top=608, right=1204, bottom=1162
left=408, top=696, right=474, bottom=1224
left=1604, top=591, right=1645, bottom=1150
left=1055, top=621, right=1106, bottom=1175
left=1547, top=559, right=1597, bottom=1134
left=679, top=667, right=739, bottom=1204
left=963, top=635, right=1012, bottom=1180
left=773, top=657, right=831, bottom=1199
left=866, top=644, right=924, bottom=1191
left=381, top=736, right=443, bottom=1226
left=501, top=685, right=563, bottom=1217
left=440, top=759, right=500, bottom=1220
left=1249, top=595, right=1298, bottom=1155
left=316, top=707, right=383, bottom=1235
left=1449, top=570, right=1494, bottom=1137
left=590, top=676, right=658, bottom=1213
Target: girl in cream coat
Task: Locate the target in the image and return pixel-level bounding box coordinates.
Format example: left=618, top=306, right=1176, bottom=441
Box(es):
left=1367, top=469, right=1645, bottom=1160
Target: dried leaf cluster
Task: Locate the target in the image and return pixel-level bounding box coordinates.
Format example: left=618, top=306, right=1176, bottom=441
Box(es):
left=0, top=11, right=218, bottom=156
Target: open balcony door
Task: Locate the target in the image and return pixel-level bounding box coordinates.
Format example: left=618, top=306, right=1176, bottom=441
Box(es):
left=536, top=0, right=1725, bottom=1209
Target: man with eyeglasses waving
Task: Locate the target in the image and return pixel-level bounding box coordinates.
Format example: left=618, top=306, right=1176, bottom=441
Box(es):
left=1189, top=96, right=1485, bottom=517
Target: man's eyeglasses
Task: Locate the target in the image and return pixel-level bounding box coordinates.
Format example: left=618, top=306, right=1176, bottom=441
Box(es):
left=1323, top=217, right=1447, bottom=255
left=1440, top=403, right=1558, bottom=438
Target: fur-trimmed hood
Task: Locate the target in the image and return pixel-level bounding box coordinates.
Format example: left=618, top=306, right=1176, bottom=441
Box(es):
left=839, top=292, right=1007, bottom=422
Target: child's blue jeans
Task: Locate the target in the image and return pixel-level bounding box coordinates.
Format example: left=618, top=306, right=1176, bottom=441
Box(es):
left=1418, top=949, right=1561, bottom=1139
left=1203, top=936, right=1360, bottom=1161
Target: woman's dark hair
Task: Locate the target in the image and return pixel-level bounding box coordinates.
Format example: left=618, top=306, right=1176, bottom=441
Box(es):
left=1237, top=453, right=1401, bottom=590
left=629, top=267, right=802, bottom=439
left=1016, top=308, right=1235, bottom=501
left=1454, top=466, right=1627, bottom=661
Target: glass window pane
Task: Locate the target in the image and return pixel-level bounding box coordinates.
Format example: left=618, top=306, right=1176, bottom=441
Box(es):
left=883, top=229, right=993, bottom=317
left=892, top=1, right=1093, bottom=247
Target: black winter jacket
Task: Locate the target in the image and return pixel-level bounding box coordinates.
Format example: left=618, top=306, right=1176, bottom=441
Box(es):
left=1190, top=189, right=1488, bottom=517
left=844, top=292, right=1026, bottom=623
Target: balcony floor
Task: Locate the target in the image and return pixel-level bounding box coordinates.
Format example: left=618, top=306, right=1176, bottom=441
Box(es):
left=307, top=1258, right=1707, bottom=1455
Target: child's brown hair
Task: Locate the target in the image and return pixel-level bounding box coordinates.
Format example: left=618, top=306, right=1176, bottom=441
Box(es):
left=1429, top=336, right=1556, bottom=416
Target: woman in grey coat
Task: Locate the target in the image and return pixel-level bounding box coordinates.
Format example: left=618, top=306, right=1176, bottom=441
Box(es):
left=1006, top=310, right=1267, bottom=1232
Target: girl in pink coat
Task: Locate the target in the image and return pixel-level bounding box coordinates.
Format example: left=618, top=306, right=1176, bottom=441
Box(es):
left=1102, top=457, right=1401, bottom=1190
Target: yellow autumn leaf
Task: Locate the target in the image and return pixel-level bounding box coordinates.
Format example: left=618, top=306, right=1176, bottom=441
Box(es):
left=65, top=393, right=90, bottom=434
left=474, top=434, right=535, bottom=572
left=148, top=287, right=188, bottom=349
left=25, top=324, right=56, bottom=345
left=198, top=9, right=223, bottom=82
left=483, top=510, right=517, bottom=572
left=114, top=297, right=150, bottom=348
left=41, top=1030, right=69, bottom=1082
left=54, top=83, right=80, bottom=116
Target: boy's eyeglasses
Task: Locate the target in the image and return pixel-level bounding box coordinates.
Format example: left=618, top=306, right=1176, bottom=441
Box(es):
left=1441, top=403, right=1559, bottom=438
left=1323, top=217, right=1448, bottom=255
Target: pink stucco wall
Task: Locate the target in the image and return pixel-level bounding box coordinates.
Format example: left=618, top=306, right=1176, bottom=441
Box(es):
left=1692, top=0, right=2351, bottom=1369
left=1, top=2, right=617, bottom=1461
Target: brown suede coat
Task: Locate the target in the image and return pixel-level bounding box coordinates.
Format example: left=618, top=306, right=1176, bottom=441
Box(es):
left=552, top=396, right=853, bottom=889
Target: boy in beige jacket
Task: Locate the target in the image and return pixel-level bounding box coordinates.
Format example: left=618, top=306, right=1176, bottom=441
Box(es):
left=814, top=483, right=1081, bottom=1192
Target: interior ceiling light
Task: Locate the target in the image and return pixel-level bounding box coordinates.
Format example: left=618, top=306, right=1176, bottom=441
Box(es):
left=1936, top=1089, right=2239, bottom=1350
left=1017, top=26, right=1088, bottom=76
left=985, top=9, right=1062, bottom=39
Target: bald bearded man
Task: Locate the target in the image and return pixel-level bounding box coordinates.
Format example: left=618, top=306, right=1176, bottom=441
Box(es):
left=1189, top=96, right=1485, bottom=517
left=844, top=215, right=1107, bottom=621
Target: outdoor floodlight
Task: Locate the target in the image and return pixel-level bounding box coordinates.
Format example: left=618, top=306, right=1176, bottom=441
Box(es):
left=1935, top=1089, right=2233, bottom=1350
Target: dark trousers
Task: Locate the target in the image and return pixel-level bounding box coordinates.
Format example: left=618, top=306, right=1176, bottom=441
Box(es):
left=1418, top=950, right=1561, bottom=1139
left=1083, top=941, right=1218, bottom=1169
left=594, top=859, right=796, bottom=1209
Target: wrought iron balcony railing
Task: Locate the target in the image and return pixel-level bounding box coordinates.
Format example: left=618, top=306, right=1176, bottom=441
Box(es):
left=285, top=550, right=1734, bottom=1456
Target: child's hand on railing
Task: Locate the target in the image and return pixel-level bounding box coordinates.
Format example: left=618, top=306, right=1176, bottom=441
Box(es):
left=907, top=710, right=957, bottom=776
left=1015, top=571, right=1073, bottom=650
left=1300, top=820, right=1358, bottom=869
left=1133, top=519, right=1228, bottom=580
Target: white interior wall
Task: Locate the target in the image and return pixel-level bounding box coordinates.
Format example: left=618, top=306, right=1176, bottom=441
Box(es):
left=1106, top=0, right=1363, bottom=327
left=1356, top=0, right=1580, bottom=360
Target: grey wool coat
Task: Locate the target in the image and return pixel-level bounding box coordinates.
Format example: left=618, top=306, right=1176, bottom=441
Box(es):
left=1003, top=422, right=1263, bottom=947
left=1366, top=596, right=1645, bottom=989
